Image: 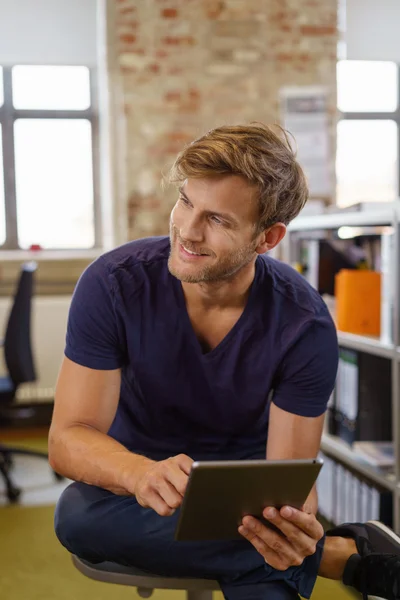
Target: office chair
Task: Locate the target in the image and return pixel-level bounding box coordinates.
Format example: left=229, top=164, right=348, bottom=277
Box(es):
left=72, top=555, right=220, bottom=600
left=0, top=261, right=62, bottom=503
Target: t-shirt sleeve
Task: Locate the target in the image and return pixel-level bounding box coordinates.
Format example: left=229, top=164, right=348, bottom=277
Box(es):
left=64, top=256, right=126, bottom=370
left=272, top=306, right=339, bottom=418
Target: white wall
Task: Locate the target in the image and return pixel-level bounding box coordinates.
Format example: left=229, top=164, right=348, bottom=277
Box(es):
left=346, top=0, right=400, bottom=62
left=0, top=0, right=98, bottom=66
left=0, top=296, right=70, bottom=402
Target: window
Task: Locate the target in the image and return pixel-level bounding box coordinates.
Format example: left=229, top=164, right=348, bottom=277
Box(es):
left=0, top=65, right=98, bottom=250
left=12, top=66, right=91, bottom=111
left=336, top=60, right=400, bottom=208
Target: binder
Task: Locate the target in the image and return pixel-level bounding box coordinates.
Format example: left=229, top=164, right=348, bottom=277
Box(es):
left=357, top=353, right=392, bottom=441
left=343, top=469, right=352, bottom=523
left=336, top=463, right=346, bottom=525
left=332, top=349, right=392, bottom=445
left=317, top=453, right=334, bottom=522
left=361, top=482, right=371, bottom=522
left=334, top=349, right=359, bottom=445
left=350, top=472, right=359, bottom=523
left=325, top=457, right=334, bottom=523
left=335, top=269, right=381, bottom=336
left=326, top=391, right=337, bottom=436
left=371, top=487, right=380, bottom=521
left=317, top=452, right=393, bottom=528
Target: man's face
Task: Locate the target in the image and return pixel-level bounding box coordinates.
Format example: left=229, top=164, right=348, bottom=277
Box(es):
left=168, top=175, right=261, bottom=284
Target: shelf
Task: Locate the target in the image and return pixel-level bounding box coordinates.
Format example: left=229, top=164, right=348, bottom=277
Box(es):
left=288, top=208, right=394, bottom=231
left=321, top=433, right=396, bottom=491
left=337, top=331, right=395, bottom=359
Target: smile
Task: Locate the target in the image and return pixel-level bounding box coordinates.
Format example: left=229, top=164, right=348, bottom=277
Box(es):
left=182, top=245, right=202, bottom=256
left=179, top=243, right=207, bottom=259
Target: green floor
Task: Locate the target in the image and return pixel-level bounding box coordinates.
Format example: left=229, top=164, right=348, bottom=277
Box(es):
left=0, top=435, right=356, bottom=599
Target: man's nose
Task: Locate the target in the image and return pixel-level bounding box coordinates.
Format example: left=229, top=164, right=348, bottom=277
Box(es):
left=179, top=214, right=204, bottom=242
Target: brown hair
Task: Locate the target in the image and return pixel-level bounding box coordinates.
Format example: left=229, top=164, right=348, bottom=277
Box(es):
left=167, top=123, right=309, bottom=230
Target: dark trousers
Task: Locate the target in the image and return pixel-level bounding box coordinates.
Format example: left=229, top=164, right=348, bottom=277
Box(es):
left=54, top=481, right=324, bottom=599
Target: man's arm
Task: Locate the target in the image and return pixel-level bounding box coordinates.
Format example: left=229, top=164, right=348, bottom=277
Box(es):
left=53, top=258, right=193, bottom=515
left=238, top=403, right=326, bottom=569
left=266, top=401, right=325, bottom=514
left=49, top=357, right=193, bottom=516
left=48, top=356, right=154, bottom=496
left=239, top=305, right=338, bottom=567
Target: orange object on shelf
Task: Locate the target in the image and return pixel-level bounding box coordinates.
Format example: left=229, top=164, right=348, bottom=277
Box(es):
left=334, top=269, right=381, bottom=336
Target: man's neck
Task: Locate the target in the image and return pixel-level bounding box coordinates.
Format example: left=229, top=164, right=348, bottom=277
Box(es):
left=181, top=260, right=256, bottom=312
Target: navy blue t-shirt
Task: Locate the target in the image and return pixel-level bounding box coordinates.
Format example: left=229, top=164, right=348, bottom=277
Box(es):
left=65, top=236, right=338, bottom=460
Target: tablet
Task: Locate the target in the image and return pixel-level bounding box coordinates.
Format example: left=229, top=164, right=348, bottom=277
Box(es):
left=174, top=458, right=323, bottom=541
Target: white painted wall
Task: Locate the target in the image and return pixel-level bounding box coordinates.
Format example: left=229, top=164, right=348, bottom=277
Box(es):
left=0, top=0, right=98, bottom=66
left=0, top=296, right=71, bottom=402
left=346, top=0, right=400, bottom=62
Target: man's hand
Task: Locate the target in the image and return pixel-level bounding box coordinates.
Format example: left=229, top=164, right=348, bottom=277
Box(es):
left=133, top=454, right=194, bottom=517
left=238, top=505, right=324, bottom=570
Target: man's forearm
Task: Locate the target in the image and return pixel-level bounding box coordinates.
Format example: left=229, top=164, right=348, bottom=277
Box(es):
left=48, top=424, right=154, bottom=495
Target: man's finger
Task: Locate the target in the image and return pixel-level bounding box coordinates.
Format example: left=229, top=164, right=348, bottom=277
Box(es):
left=140, top=491, right=176, bottom=517
left=262, top=507, right=318, bottom=555
left=241, top=516, right=300, bottom=561
left=164, top=462, right=190, bottom=496
left=273, top=506, right=324, bottom=541
left=155, top=477, right=183, bottom=510
left=238, top=527, right=303, bottom=570
left=174, top=454, right=194, bottom=475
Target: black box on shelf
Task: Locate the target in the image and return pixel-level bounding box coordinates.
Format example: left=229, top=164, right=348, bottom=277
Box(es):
left=330, top=349, right=392, bottom=445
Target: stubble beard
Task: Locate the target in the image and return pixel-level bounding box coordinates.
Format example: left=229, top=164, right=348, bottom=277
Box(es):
left=168, top=226, right=257, bottom=284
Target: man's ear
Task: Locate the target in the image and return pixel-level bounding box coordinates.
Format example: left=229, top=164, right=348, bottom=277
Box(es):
left=256, top=223, right=287, bottom=254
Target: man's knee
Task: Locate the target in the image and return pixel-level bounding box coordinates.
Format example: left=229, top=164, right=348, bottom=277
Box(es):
left=54, top=482, right=177, bottom=566
left=55, top=483, right=81, bottom=549
left=54, top=482, right=101, bottom=560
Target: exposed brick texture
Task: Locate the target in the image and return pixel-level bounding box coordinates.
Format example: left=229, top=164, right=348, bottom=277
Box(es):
left=108, top=0, right=338, bottom=240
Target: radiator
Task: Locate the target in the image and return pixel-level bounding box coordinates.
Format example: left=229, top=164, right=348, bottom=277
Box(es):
left=0, top=295, right=71, bottom=404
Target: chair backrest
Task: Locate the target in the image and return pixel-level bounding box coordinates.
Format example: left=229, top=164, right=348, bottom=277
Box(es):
left=4, top=261, right=38, bottom=386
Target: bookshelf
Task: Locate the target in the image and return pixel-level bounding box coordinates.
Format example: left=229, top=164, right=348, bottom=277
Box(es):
left=283, top=201, right=400, bottom=532
left=337, top=331, right=395, bottom=359
left=287, top=207, right=394, bottom=231
left=321, top=433, right=395, bottom=491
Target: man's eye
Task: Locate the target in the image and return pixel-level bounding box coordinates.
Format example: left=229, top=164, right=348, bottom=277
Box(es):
left=179, top=195, right=190, bottom=206
left=210, top=215, right=223, bottom=225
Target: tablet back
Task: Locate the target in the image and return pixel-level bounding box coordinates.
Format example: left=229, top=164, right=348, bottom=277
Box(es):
left=174, top=458, right=323, bottom=541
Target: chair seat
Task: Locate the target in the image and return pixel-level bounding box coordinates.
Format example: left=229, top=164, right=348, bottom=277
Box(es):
left=0, top=376, right=14, bottom=394
left=72, top=555, right=220, bottom=591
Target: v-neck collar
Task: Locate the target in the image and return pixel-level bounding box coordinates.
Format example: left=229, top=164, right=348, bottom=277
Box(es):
left=172, top=257, right=261, bottom=359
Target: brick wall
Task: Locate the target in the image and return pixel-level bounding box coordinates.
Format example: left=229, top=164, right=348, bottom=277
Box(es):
left=108, top=0, right=338, bottom=241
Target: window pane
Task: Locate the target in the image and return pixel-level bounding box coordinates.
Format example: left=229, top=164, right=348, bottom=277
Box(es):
left=0, top=67, right=3, bottom=107
left=12, top=66, right=91, bottom=110
left=0, top=125, right=5, bottom=245
left=14, top=119, right=94, bottom=249
left=336, top=120, right=398, bottom=207
left=337, top=61, right=398, bottom=112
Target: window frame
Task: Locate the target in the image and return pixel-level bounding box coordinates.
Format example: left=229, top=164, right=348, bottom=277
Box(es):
left=337, top=61, right=400, bottom=203
left=0, top=65, right=101, bottom=251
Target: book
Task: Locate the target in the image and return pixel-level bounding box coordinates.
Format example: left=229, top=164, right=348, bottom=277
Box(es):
left=318, top=450, right=393, bottom=527
left=352, top=442, right=394, bottom=468
left=331, top=351, right=392, bottom=446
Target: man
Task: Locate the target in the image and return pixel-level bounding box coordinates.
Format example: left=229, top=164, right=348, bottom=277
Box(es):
left=51, top=124, right=400, bottom=600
